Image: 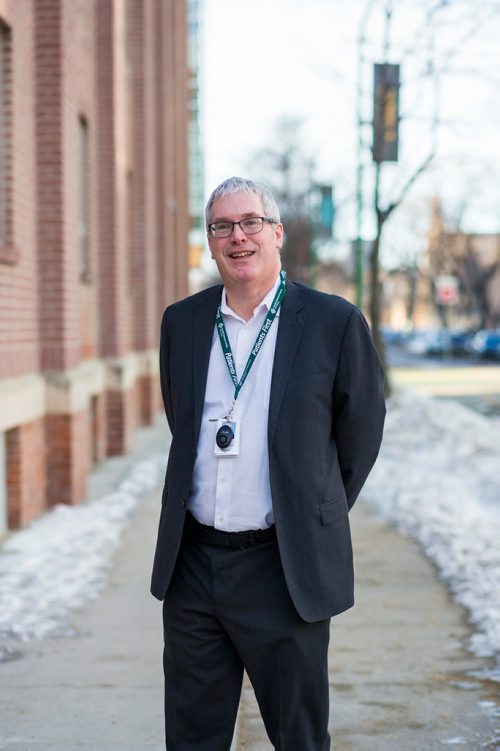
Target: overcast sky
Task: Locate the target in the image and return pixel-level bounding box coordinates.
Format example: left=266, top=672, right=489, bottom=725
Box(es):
left=201, top=0, right=500, bottom=264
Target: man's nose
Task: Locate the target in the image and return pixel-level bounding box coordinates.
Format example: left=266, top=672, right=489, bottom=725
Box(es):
left=231, top=222, right=247, bottom=241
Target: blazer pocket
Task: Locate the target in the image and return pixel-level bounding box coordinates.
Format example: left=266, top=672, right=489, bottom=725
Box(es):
left=319, top=497, right=347, bottom=525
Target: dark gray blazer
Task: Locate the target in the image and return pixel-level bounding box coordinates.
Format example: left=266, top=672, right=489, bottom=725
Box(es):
left=151, top=281, right=386, bottom=621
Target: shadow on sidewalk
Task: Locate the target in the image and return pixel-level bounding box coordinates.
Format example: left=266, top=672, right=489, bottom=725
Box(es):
left=234, top=501, right=500, bottom=750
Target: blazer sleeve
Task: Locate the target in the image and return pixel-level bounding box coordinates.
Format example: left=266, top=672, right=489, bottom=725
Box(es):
left=159, top=309, right=175, bottom=434
left=332, top=307, right=386, bottom=509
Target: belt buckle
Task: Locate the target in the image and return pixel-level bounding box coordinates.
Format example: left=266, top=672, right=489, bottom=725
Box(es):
left=239, top=530, right=257, bottom=550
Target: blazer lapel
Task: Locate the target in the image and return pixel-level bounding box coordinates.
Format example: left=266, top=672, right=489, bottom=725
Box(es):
left=268, top=282, right=305, bottom=444
left=192, top=285, right=222, bottom=445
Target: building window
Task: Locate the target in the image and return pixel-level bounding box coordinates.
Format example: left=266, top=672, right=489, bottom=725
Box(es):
left=0, top=20, right=16, bottom=265
left=79, top=115, right=91, bottom=282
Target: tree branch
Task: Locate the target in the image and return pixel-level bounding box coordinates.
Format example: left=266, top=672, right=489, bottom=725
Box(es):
left=381, top=152, right=435, bottom=223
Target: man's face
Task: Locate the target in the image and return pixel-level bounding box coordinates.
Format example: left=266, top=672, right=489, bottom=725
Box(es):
left=207, top=192, right=283, bottom=291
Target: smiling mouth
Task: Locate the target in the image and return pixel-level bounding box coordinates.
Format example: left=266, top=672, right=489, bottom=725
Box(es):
left=229, top=250, right=255, bottom=259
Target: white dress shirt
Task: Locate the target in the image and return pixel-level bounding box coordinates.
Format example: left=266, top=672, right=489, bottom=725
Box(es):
left=188, top=274, right=282, bottom=531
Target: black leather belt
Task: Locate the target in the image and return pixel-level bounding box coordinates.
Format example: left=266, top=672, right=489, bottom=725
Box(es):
left=185, top=512, right=276, bottom=549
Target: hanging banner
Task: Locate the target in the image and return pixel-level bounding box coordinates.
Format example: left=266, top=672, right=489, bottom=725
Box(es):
left=373, top=63, right=400, bottom=163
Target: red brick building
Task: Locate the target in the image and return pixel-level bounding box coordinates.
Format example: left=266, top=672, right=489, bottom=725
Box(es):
left=0, top=0, right=189, bottom=532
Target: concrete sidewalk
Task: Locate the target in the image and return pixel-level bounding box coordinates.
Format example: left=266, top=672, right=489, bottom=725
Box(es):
left=235, top=505, right=500, bottom=750
left=0, top=422, right=168, bottom=751
left=0, top=426, right=498, bottom=750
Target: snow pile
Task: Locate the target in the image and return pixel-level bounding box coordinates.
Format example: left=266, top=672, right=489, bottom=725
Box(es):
left=0, top=454, right=165, bottom=641
left=364, top=388, right=500, bottom=664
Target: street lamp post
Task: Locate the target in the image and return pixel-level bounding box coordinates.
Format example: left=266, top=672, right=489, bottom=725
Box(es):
left=355, top=0, right=377, bottom=310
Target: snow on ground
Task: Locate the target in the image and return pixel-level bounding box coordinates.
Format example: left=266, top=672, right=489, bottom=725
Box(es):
left=364, top=388, right=500, bottom=676
left=0, top=454, right=165, bottom=643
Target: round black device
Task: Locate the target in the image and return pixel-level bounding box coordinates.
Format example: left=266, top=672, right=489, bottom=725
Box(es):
left=216, top=423, right=234, bottom=450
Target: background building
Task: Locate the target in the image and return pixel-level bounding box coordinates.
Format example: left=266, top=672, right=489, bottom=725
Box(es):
left=380, top=200, right=500, bottom=332
left=0, top=0, right=190, bottom=533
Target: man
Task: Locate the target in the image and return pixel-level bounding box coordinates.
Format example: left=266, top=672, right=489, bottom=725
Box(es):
left=151, top=176, right=386, bottom=750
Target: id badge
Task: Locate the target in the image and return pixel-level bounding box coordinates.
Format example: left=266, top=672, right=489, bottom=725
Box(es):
left=214, top=419, right=240, bottom=457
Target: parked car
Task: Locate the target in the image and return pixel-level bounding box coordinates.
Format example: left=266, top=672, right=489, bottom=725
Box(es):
left=447, top=330, right=476, bottom=356
left=469, top=329, right=500, bottom=360
left=381, top=326, right=410, bottom=346
left=406, top=330, right=444, bottom=356
left=405, top=328, right=475, bottom=358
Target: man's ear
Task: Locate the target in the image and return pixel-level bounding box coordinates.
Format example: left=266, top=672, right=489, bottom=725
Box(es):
left=275, top=223, right=284, bottom=250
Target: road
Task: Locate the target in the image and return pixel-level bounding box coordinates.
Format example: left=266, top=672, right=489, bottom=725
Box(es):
left=387, top=345, right=500, bottom=417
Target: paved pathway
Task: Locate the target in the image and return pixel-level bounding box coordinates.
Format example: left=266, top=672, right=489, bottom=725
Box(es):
left=0, top=425, right=167, bottom=751
left=0, top=427, right=498, bottom=749
left=234, top=505, right=500, bottom=750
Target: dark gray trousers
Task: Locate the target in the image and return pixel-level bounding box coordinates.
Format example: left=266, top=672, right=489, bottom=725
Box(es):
left=162, top=532, right=331, bottom=751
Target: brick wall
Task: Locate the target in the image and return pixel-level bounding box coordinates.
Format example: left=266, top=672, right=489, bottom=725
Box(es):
left=0, top=0, right=189, bottom=530
left=90, top=392, right=106, bottom=465
left=138, top=373, right=161, bottom=426
left=128, top=0, right=159, bottom=353
left=96, top=0, right=132, bottom=360
left=106, top=387, right=135, bottom=457
left=36, top=0, right=74, bottom=372
left=45, top=410, right=89, bottom=506
left=6, top=419, right=46, bottom=527
left=0, top=1, right=38, bottom=379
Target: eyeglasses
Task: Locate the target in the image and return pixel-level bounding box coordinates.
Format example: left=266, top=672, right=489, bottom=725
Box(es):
left=208, top=217, right=276, bottom=238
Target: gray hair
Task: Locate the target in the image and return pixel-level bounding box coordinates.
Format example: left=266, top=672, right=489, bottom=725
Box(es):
left=205, top=176, right=281, bottom=229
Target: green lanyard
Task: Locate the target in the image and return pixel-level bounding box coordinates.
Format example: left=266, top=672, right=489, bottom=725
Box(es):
left=215, top=270, right=286, bottom=410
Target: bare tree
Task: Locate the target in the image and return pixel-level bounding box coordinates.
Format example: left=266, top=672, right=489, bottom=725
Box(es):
left=459, top=243, right=499, bottom=328
left=357, top=0, right=499, bottom=388
left=427, top=200, right=500, bottom=328
left=247, top=116, right=317, bottom=284
left=369, top=152, right=433, bottom=369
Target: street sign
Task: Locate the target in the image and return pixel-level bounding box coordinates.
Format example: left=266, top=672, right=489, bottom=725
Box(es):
left=311, top=184, right=334, bottom=239
left=435, top=275, right=459, bottom=306
left=318, top=185, right=334, bottom=239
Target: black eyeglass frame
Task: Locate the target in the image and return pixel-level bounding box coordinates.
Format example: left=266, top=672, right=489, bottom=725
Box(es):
left=207, top=216, right=277, bottom=238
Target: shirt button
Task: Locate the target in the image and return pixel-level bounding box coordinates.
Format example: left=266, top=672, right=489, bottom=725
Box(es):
left=180, top=500, right=187, bottom=509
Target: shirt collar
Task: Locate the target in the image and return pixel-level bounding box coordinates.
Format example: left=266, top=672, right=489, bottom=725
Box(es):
left=221, top=273, right=282, bottom=322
